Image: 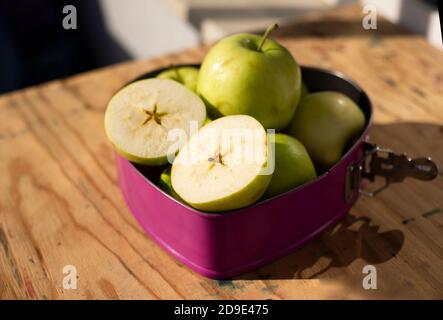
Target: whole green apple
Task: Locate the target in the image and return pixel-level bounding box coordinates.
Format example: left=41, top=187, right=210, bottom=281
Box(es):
left=264, top=133, right=317, bottom=198
left=156, top=66, right=199, bottom=92
left=197, top=24, right=301, bottom=130
left=286, top=91, right=365, bottom=171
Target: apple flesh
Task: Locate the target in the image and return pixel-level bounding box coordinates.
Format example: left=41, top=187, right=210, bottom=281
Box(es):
left=156, top=66, right=199, bottom=92
left=104, top=78, right=206, bottom=165
left=286, top=91, right=365, bottom=171
left=171, top=115, right=272, bottom=212
left=197, top=24, right=301, bottom=130
left=264, top=133, right=317, bottom=198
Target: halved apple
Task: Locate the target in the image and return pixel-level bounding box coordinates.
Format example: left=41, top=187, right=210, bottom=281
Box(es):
left=171, top=115, right=272, bottom=212
left=105, top=78, right=206, bottom=165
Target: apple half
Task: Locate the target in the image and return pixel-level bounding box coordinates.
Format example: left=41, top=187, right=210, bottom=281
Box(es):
left=105, top=78, right=206, bottom=165
left=171, top=115, right=272, bottom=212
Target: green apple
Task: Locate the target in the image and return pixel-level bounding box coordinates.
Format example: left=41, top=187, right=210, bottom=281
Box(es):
left=264, top=133, right=317, bottom=198
left=156, top=66, right=199, bottom=92
left=197, top=24, right=301, bottom=130
left=300, top=82, right=309, bottom=100
left=158, top=167, right=174, bottom=195
left=158, top=167, right=183, bottom=201
left=105, top=78, right=206, bottom=165
left=286, top=91, right=365, bottom=171
left=203, top=117, right=213, bottom=126
left=171, top=115, right=272, bottom=212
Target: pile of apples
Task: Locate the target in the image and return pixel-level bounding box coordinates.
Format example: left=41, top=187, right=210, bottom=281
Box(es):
left=105, top=24, right=365, bottom=212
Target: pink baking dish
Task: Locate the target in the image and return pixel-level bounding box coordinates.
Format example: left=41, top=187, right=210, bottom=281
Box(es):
left=115, top=65, right=437, bottom=279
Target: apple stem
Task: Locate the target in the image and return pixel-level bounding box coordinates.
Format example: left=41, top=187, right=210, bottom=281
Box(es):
left=257, top=23, right=279, bottom=51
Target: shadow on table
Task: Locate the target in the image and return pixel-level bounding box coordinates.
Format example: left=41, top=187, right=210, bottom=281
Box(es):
left=236, top=121, right=443, bottom=280
left=236, top=212, right=404, bottom=280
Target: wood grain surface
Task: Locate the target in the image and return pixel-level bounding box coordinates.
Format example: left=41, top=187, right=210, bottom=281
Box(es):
left=0, top=5, right=442, bottom=299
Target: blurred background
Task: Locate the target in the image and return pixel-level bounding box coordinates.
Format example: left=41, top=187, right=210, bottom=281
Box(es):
left=0, top=0, right=441, bottom=94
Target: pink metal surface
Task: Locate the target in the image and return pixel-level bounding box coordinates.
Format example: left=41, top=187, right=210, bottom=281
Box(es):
left=116, top=139, right=366, bottom=279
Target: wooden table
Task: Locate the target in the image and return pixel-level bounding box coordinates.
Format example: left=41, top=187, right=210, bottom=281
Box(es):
left=1, top=5, right=442, bottom=299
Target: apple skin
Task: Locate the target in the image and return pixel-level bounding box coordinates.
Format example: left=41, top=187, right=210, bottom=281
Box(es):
left=171, top=115, right=272, bottom=212
left=187, top=173, right=272, bottom=212
left=286, top=91, right=366, bottom=171
left=112, top=144, right=169, bottom=166
left=197, top=33, right=301, bottom=130
left=156, top=67, right=199, bottom=92
left=300, top=82, right=309, bottom=100
left=263, top=134, right=317, bottom=198
left=158, top=167, right=184, bottom=201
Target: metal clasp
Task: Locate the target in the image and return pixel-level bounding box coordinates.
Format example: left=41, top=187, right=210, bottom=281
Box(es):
left=345, top=141, right=438, bottom=202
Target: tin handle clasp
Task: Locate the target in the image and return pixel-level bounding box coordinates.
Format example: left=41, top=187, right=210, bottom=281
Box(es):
left=345, top=141, right=438, bottom=202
